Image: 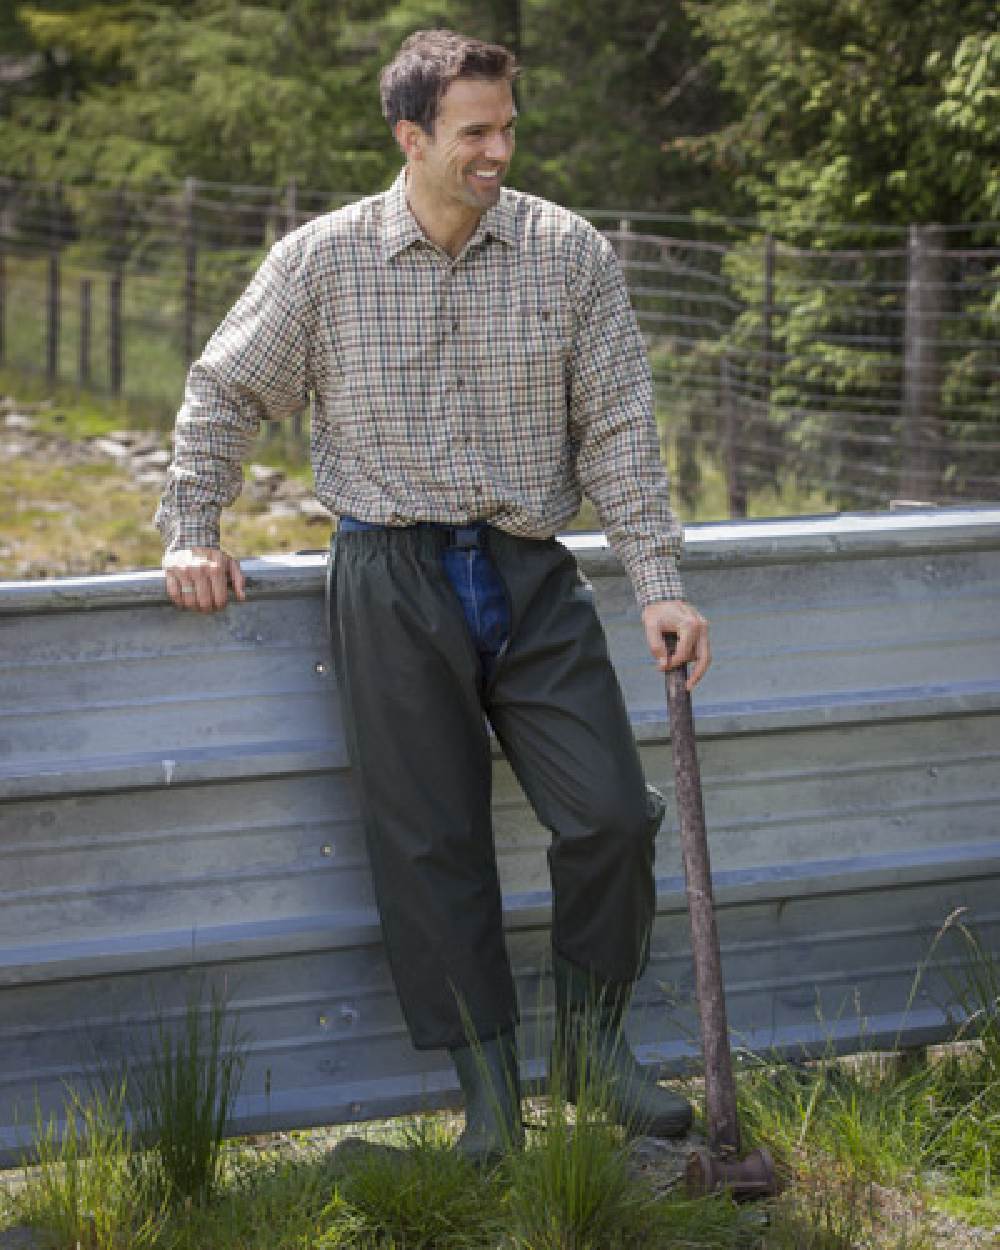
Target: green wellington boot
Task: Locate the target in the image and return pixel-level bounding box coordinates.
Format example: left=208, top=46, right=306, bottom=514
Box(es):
left=552, top=951, right=693, bottom=1138
left=449, top=1031, right=525, bottom=1166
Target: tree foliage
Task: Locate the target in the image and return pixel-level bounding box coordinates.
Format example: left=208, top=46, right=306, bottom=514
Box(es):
left=678, top=0, right=1000, bottom=227
left=0, top=1, right=394, bottom=188
left=512, top=0, right=727, bottom=210
left=0, top=0, right=728, bottom=210
left=2, top=2, right=996, bottom=221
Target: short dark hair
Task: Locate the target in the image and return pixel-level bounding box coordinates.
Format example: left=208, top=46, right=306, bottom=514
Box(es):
left=380, top=29, right=518, bottom=134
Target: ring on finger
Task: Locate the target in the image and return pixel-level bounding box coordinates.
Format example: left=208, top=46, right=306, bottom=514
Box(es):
left=180, top=585, right=197, bottom=595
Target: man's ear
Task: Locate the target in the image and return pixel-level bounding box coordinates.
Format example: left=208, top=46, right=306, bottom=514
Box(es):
left=394, top=119, right=427, bottom=160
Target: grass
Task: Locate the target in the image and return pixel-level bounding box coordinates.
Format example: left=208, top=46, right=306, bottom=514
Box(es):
left=5, top=930, right=1000, bottom=1250
left=9, top=1082, right=167, bottom=1250
left=0, top=249, right=247, bottom=415
left=120, top=982, right=248, bottom=1210
left=334, top=1123, right=498, bottom=1249
left=728, top=917, right=1000, bottom=1244
left=0, top=376, right=329, bottom=579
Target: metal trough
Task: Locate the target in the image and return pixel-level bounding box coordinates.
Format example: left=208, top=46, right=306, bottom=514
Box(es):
left=1, top=507, right=998, bottom=1165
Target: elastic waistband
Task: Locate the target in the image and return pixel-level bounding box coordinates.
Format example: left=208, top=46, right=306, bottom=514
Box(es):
left=338, top=516, right=489, bottom=549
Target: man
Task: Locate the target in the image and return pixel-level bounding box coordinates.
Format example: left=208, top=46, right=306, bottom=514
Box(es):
left=157, top=29, right=711, bottom=1164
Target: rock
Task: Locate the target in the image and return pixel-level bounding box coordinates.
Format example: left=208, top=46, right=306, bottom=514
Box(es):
left=91, top=437, right=132, bottom=462
left=1, top=396, right=50, bottom=416
left=132, top=448, right=172, bottom=469
left=134, top=470, right=168, bottom=489
left=267, top=501, right=302, bottom=519
left=280, top=479, right=311, bottom=500
left=247, top=464, right=288, bottom=504
left=0, top=438, right=32, bottom=459
left=3, top=413, right=34, bottom=432
left=108, top=429, right=145, bottom=446
left=626, top=1133, right=702, bottom=1196
left=299, top=499, right=333, bottom=523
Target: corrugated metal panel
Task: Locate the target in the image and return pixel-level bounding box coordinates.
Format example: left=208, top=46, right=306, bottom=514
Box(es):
left=2, top=508, right=999, bottom=1164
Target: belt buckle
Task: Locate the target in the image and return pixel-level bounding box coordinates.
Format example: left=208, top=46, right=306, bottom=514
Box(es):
left=446, top=524, right=484, bottom=549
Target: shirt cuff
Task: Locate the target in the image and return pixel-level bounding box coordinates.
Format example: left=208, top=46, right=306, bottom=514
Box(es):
left=629, top=559, right=685, bottom=609
left=155, top=505, right=222, bottom=553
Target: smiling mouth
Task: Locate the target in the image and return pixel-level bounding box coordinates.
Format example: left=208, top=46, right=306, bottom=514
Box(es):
left=468, top=169, right=502, bottom=181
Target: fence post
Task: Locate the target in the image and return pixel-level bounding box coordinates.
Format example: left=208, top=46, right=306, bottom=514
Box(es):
left=617, top=217, right=634, bottom=275
left=761, top=233, right=775, bottom=397
left=79, top=278, right=92, bottom=386
left=759, top=232, right=783, bottom=490
left=722, top=355, right=747, bottom=518
left=46, top=252, right=60, bottom=382
left=283, top=181, right=304, bottom=439
left=108, top=190, right=126, bottom=396
left=183, top=176, right=197, bottom=364
left=109, top=271, right=122, bottom=396
left=284, top=179, right=298, bottom=237
left=900, top=224, right=945, bottom=500
left=45, top=183, right=63, bottom=381
left=0, top=250, right=5, bottom=366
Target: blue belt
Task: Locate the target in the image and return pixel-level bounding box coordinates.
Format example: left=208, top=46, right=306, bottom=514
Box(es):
left=339, top=516, right=488, bottom=549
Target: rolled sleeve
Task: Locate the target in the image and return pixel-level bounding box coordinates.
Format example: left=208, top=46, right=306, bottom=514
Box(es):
left=568, top=240, right=684, bottom=606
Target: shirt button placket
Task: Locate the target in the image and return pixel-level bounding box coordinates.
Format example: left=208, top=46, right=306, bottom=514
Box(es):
left=453, top=267, right=476, bottom=501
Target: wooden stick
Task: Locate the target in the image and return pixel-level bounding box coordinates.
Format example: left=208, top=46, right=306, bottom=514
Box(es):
left=665, top=663, right=741, bottom=1155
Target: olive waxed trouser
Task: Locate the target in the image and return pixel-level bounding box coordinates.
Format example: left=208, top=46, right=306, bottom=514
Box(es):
left=328, top=524, right=661, bottom=1051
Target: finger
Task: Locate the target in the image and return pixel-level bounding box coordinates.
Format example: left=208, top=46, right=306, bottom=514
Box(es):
left=664, top=621, right=696, bottom=670
left=192, top=570, right=215, bottom=614
left=207, top=560, right=229, bottom=612
left=644, top=615, right=671, bottom=667
left=228, top=556, right=246, bottom=601
left=686, top=628, right=712, bottom=691
left=164, top=569, right=184, bottom=609
left=167, top=569, right=197, bottom=612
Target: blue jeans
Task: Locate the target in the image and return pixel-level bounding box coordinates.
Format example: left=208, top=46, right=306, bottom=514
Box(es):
left=338, top=517, right=511, bottom=680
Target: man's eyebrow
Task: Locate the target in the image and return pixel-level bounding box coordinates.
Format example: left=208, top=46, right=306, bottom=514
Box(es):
left=457, top=112, right=518, bottom=134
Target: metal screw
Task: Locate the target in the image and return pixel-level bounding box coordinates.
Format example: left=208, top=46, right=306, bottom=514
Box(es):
left=321, top=843, right=334, bottom=857
left=315, top=661, right=327, bottom=675
left=318, top=1014, right=329, bottom=1028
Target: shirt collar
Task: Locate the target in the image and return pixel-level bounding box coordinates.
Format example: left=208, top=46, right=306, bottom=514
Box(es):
left=381, top=168, right=518, bottom=261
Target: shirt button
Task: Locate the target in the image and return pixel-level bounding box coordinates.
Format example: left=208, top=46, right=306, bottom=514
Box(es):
left=455, top=378, right=464, bottom=389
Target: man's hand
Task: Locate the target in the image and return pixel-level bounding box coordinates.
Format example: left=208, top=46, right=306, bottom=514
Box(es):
left=641, top=599, right=711, bottom=691
left=163, top=546, right=246, bottom=613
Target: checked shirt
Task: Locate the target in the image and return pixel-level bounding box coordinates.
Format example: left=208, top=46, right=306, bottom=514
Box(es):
left=155, top=170, right=684, bottom=605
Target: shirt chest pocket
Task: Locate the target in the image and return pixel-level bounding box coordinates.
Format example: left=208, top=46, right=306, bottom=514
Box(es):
left=474, top=293, right=572, bottom=388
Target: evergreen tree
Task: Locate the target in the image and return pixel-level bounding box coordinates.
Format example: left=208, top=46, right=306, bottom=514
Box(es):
left=0, top=1, right=395, bottom=190
left=677, top=0, right=999, bottom=227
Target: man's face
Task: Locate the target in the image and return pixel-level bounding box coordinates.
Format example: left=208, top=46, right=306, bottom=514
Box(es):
left=408, top=77, right=516, bottom=213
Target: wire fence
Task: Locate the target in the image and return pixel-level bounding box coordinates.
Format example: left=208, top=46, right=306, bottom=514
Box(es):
left=2, top=176, right=998, bottom=518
